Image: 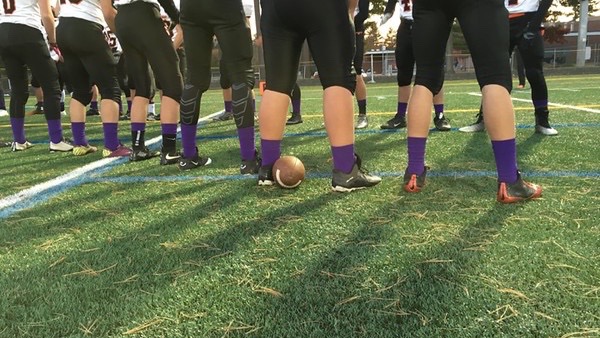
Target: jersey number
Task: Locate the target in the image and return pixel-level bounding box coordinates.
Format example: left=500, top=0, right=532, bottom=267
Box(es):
left=401, top=0, right=411, bottom=12
left=508, top=0, right=519, bottom=5
left=2, top=0, right=16, bottom=14
left=59, top=0, right=83, bottom=4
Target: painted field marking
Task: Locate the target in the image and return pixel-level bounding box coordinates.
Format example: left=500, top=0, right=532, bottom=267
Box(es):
left=0, top=111, right=222, bottom=215
left=467, top=92, right=600, bottom=114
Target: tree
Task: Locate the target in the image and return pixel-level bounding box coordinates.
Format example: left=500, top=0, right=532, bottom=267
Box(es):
left=547, top=0, right=598, bottom=21
left=382, top=27, right=397, bottom=50
left=364, top=25, right=383, bottom=52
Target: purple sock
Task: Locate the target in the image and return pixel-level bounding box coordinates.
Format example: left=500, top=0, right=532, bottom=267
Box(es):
left=131, top=122, right=145, bottom=132
left=102, top=123, right=119, bottom=151
left=237, top=127, right=256, bottom=161
left=331, top=144, right=355, bottom=174
left=407, top=137, right=427, bottom=175
left=46, top=119, right=63, bottom=143
left=71, top=122, right=87, bottom=146
left=357, top=99, right=367, bottom=115
left=161, top=123, right=178, bottom=135
left=492, top=139, right=518, bottom=184
left=261, top=139, right=281, bottom=167
left=434, top=104, right=444, bottom=118
left=10, top=117, right=26, bottom=143
left=181, top=123, right=198, bottom=158
left=533, top=99, right=548, bottom=110
left=90, top=101, right=98, bottom=110
left=224, top=101, right=233, bottom=113
left=396, top=102, right=408, bottom=119
left=292, top=99, right=301, bottom=114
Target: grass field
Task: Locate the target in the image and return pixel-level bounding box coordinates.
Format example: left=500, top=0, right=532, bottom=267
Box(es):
left=0, top=75, right=599, bottom=338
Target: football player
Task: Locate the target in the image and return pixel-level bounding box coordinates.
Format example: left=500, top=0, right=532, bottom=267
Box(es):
left=353, top=0, right=369, bottom=129
left=459, top=0, right=557, bottom=136
left=379, top=0, right=450, bottom=131
left=177, top=0, right=259, bottom=173
left=257, top=0, right=381, bottom=191
left=113, top=0, right=182, bottom=164
left=56, top=0, right=131, bottom=157
left=0, top=0, right=72, bottom=152
left=403, top=0, right=542, bottom=203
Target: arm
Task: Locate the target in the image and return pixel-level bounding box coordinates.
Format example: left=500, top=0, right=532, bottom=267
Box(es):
left=529, top=0, right=553, bottom=29
left=157, top=0, right=180, bottom=24
left=39, top=0, right=56, bottom=45
left=100, top=0, right=117, bottom=32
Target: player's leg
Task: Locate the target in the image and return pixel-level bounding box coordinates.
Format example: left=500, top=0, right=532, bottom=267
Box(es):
left=177, top=1, right=215, bottom=170
left=515, top=49, right=526, bottom=88
left=215, top=5, right=258, bottom=174
left=77, top=22, right=130, bottom=158
left=406, top=0, right=453, bottom=192
left=305, top=0, right=381, bottom=191
left=354, top=0, right=369, bottom=129
left=217, top=56, right=233, bottom=121
left=27, top=75, right=44, bottom=116
left=516, top=20, right=557, bottom=136
left=458, top=0, right=541, bottom=202
left=286, top=83, right=302, bottom=125
left=382, top=19, right=413, bottom=130
left=432, top=86, right=450, bottom=131
left=0, top=42, right=31, bottom=150
left=257, top=0, right=304, bottom=185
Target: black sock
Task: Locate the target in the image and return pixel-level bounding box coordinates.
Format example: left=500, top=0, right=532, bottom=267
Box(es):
left=132, top=130, right=145, bottom=149
left=162, top=133, right=177, bottom=153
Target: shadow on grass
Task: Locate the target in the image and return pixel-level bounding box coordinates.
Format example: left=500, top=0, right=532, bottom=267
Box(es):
left=0, top=178, right=349, bottom=337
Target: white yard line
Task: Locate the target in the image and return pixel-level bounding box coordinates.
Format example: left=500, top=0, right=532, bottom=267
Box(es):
left=0, top=112, right=222, bottom=211
left=467, top=92, right=600, bottom=114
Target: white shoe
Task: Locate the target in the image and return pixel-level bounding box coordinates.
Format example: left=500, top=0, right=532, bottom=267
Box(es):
left=61, top=110, right=67, bottom=117
left=0, top=109, right=8, bottom=117
left=49, top=139, right=74, bottom=152
left=11, top=140, right=33, bottom=151
left=356, top=114, right=368, bottom=129
left=458, top=121, right=485, bottom=133
left=535, top=124, right=558, bottom=136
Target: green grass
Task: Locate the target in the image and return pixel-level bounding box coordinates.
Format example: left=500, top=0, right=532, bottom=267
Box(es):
left=0, top=75, right=599, bottom=337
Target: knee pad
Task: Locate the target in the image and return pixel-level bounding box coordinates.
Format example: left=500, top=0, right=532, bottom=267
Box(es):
left=397, top=70, right=413, bottom=87
left=320, top=70, right=357, bottom=94
left=99, top=85, right=122, bottom=104
left=160, top=73, right=183, bottom=101
left=180, top=83, right=201, bottom=125
left=220, top=72, right=232, bottom=90
left=72, top=89, right=93, bottom=106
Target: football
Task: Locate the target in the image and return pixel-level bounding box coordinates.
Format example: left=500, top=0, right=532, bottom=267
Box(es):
left=273, top=156, right=305, bottom=189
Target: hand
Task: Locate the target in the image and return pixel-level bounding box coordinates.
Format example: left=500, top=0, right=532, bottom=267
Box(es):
left=49, top=43, right=63, bottom=63
left=380, top=13, right=393, bottom=26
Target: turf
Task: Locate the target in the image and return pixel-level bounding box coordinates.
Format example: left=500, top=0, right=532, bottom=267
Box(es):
left=0, top=75, right=599, bottom=337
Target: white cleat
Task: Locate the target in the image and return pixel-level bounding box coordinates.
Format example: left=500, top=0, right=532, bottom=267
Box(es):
left=49, top=139, right=74, bottom=152
left=11, top=140, right=33, bottom=151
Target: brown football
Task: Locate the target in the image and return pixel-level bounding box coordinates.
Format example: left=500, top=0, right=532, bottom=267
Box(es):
left=273, top=156, right=305, bottom=189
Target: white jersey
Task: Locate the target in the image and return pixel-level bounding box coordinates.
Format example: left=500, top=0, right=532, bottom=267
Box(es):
left=0, top=0, right=43, bottom=33
left=114, top=0, right=160, bottom=6
left=242, top=0, right=253, bottom=17
left=505, top=0, right=539, bottom=14
left=59, top=0, right=106, bottom=26
left=399, top=0, right=413, bottom=20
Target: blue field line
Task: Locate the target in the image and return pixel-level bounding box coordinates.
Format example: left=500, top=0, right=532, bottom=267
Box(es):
left=0, top=158, right=126, bottom=219
left=21, top=122, right=600, bottom=146
left=86, top=170, right=600, bottom=185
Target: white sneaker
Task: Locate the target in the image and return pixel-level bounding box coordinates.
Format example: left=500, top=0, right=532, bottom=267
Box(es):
left=356, top=114, right=368, bottom=129
left=0, top=109, right=8, bottom=117
left=60, top=110, right=67, bottom=117
left=49, top=139, right=74, bottom=152
left=459, top=113, right=485, bottom=133
left=535, top=124, right=558, bottom=136
left=11, top=140, right=33, bottom=152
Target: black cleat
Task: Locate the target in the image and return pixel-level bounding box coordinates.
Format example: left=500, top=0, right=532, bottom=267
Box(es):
left=497, top=172, right=542, bottom=203
left=216, top=111, right=233, bottom=121
left=159, top=149, right=181, bottom=165
left=178, top=150, right=212, bottom=171
left=403, top=166, right=429, bottom=193
left=331, top=154, right=381, bottom=192
left=129, top=147, right=159, bottom=162
left=433, top=115, right=451, bottom=131
left=286, top=113, right=303, bottom=125
left=380, top=115, right=406, bottom=129
left=241, top=154, right=261, bottom=175
left=258, top=165, right=274, bottom=186
left=86, top=108, right=100, bottom=116
left=459, top=112, right=485, bottom=133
